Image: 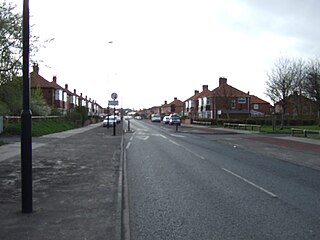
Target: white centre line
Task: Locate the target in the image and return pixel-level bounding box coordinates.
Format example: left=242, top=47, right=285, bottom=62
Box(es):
left=222, top=168, right=278, bottom=198
left=126, top=142, right=131, bottom=150
left=169, top=140, right=180, bottom=146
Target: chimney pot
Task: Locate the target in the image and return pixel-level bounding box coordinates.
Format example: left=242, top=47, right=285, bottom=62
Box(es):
left=203, top=85, right=208, bottom=91
left=165, top=100, right=167, bottom=104
left=65, top=84, right=68, bottom=90
left=174, top=97, right=177, bottom=101
left=219, top=77, right=227, bottom=86
left=195, top=90, right=199, bottom=95
left=53, top=76, right=57, bottom=83
left=32, top=63, right=39, bottom=74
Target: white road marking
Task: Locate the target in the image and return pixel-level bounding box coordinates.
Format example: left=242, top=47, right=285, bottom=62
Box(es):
left=168, top=139, right=205, bottom=160
left=169, top=140, right=180, bottom=146
left=130, top=136, right=133, bottom=141
left=136, top=136, right=149, bottom=141
left=170, top=134, right=185, bottom=138
left=159, top=134, right=167, bottom=139
left=222, top=168, right=278, bottom=198
left=126, top=142, right=131, bottom=149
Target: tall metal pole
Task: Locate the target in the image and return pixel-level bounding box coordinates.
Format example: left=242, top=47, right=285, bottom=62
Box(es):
left=21, top=0, right=33, bottom=213
left=113, top=105, right=116, bottom=136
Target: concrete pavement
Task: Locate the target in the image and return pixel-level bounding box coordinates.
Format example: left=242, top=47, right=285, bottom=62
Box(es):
left=0, top=122, right=124, bottom=240
left=0, top=121, right=319, bottom=239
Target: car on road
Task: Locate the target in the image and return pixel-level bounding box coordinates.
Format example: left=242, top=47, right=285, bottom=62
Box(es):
left=169, top=115, right=181, bottom=125
left=103, top=115, right=117, bottom=127
left=135, top=116, right=142, bottom=120
left=162, top=116, right=170, bottom=124
left=151, top=114, right=161, bottom=122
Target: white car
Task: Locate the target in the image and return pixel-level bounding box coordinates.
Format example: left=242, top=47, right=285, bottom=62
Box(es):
left=162, top=116, right=170, bottom=124
left=151, top=114, right=161, bottom=122
left=103, top=115, right=116, bottom=127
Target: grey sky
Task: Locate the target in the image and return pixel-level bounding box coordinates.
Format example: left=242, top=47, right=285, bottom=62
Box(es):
left=12, top=0, right=320, bottom=109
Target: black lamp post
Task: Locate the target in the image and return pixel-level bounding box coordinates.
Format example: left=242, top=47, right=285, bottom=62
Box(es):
left=21, top=0, right=33, bottom=213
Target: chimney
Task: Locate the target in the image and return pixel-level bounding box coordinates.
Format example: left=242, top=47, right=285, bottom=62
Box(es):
left=65, top=84, right=68, bottom=90
left=53, top=76, right=57, bottom=83
left=164, top=100, right=167, bottom=104
left=174, top=97, right=177, bottom=101
left=219, top=77, right=227, bottom=86
left=74, top=89, right=76, bottom=94
left=80, top=93, right=83, bottom=97
left=32, top=63, right=39, bottom=74
left=202, top=85, right=208, bottom=91
left=195, top=90, right=199, bottom=95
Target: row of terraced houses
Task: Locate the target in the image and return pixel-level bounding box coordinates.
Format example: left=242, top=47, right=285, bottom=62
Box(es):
left=30, top=64, right=104, bottom=116
left=149, top=77, right=317, bottom=120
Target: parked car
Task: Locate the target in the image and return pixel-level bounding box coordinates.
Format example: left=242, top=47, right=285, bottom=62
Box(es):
left=135, top=116, right=142, bottom=120
left=151, top=114, right=161, bottom=122
left=103, top=115, right=116, bottom=127
left=169, top=115, right=181, bottom=125
left=162, top=116, right=170, bottom=124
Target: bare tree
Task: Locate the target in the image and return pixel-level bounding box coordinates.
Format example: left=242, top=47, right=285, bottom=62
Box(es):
left=265, top=57, right=300, bottom=128
left=304, top=58, right=320, bottom=125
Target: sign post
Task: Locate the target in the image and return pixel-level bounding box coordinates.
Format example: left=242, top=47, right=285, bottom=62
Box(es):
left=111, top=93, right=118, bottom=136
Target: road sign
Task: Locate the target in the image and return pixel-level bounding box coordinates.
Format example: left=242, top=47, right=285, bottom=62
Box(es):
left=108, top=100, right=119, bottom=106
left=111, top=92, right=118, bottom=100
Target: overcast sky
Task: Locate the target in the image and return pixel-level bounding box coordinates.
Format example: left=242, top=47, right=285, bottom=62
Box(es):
left=13, top=0, right=320, bottom=109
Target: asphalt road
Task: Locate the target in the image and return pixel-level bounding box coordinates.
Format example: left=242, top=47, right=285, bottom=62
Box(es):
left=124, top=119, right=320, bottom=240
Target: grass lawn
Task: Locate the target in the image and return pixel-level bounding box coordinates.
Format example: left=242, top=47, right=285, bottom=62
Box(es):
left=2, top=118, right=78, bottom=137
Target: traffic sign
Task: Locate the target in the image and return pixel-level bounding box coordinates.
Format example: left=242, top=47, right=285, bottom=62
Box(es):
left=111, top=92, right=118, bottom=100
left=108, top=100, right=119, bottom=106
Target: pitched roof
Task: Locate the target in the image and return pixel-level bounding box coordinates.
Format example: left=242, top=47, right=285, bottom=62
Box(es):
left=169, top=98, right=184, bottom=107
left=211, top=83, right=249, bottom=97
left=30, top=72, right=54, bottom=89
left=50, top=77, right=64, bottom=90
left=250, top=95, right=270, bottom=105
left=196, top=85, right=211, bottom=98
left=185, top=90, right=201, bottom=102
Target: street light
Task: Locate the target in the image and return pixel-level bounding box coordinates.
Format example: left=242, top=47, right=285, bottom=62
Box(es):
left=21, top=0, right=32, bottom=213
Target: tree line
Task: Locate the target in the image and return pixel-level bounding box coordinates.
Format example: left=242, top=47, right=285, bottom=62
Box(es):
left=0, top=1, right=48, bottom=116
left=266, top=57, right=320, bottom=126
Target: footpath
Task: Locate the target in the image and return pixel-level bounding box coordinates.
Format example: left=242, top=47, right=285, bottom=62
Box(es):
left=0, top=122, right=124, bottom=240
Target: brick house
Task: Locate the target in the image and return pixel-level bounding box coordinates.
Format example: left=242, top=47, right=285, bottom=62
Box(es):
left=150, top=106, right=161, bottom=115
left=30, top=64, right=63, bottom=110
left=250, top=95, right=271, bottom=116
left=274, top=92, right=317, bottom=117
left=30, top=64, right=103, bottom=116
left=168, top=97, right=184, bottom=116
left=184, top=90, right=200, bottom=119
left=197, top=85, right=213, bottom=119
left=160, top=100, right=171, bottom=116
left=211, top=77, right=251, bottom=119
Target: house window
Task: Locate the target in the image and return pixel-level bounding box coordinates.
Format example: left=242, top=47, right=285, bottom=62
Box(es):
left=238, top=97, right=246, bottom=104
left=253, top=104, right=259, bottom=110
left=62, top=92, right=67, bottom=102
left=231, top=99, right=236, bottom=109
left=55, top=89, right=62, bottom=100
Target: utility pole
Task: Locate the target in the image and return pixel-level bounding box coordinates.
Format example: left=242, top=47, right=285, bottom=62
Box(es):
left=21, top=0, right=33, bottom=213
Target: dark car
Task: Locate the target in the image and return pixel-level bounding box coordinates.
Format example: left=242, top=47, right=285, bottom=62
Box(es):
left=169, top=116, right=181, bottom=125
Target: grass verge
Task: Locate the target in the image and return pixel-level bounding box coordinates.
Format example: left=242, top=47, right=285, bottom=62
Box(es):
left=2, top=118, right=78, bottom=137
